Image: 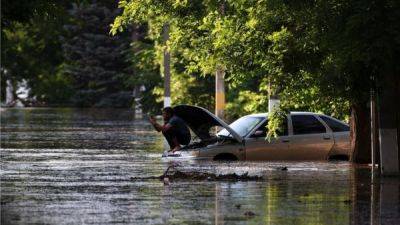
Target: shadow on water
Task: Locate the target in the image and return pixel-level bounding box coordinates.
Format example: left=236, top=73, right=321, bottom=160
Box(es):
left=1, top=108, right=399, bottom=224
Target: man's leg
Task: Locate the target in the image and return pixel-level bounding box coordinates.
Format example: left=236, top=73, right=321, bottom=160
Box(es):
left=177, top=133, right=191, bottom=146
left=162, top=129, right=176, bottom=150
left=171, top=137, right=181, bottom=152
left=162, top=129, right=182, bottom=152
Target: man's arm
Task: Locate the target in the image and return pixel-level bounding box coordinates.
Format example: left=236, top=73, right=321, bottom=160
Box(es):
left=149, top=116, right=172, bottom=132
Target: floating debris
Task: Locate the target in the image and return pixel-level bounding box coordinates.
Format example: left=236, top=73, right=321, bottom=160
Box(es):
left=130, top=165, right=263, bottom=182
left=277, top=166, right=288, bottom=171
left=160, top=170, right=262, bottom=181
left=343, top=199, right=352, bottom=204
left=163, top=177, right=170, bottom=185
left=244, top=211, right=256, bottom=217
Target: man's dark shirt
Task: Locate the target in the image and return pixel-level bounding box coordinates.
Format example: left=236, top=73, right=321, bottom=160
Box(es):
left=167, top=115, right=191, bottom=141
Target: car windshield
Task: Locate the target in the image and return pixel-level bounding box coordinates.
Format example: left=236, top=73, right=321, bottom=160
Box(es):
left=218, top=116, right=264, bottom=137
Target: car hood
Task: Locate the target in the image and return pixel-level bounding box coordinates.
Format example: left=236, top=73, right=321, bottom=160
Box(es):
left=173, top=105, right=243, bottom=143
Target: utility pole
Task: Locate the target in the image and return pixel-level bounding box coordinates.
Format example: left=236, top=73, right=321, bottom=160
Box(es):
left=370, top=76, right=379, bottom=171
left=268, top=81, right=280, bottom=113
left=131, top=24, right=142, bottom=118
left=371, top=88, right=377, bottom=166
left=215, top=2, right=225, bottom=119
left=163, top=23, right=171, bottom=108
left=215, top=66, right=225, bottom=119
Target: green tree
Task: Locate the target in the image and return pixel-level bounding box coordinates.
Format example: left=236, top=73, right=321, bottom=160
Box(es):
left=1, top=0, right=75, bottom=104
left=62, top=2, right=136, bottom=107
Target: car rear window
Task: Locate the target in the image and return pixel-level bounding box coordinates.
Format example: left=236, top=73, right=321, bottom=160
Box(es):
left=292, top=115, right=326, bottom=135
left=319, top=116, right=350, bottom=132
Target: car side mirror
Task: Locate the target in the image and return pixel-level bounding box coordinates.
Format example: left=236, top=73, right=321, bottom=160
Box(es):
left=252, top=130, right=265, bottom=138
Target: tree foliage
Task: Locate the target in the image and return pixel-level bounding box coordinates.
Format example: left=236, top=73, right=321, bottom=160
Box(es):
left=2, top=1, right=163, bottom=110
left=62, top=2, right=135, bottom=107
left=2, top=0, right=398, bottom=129
left=1, top=0, right=74, bottom=103
left=112, top=0, right=399, bottom=145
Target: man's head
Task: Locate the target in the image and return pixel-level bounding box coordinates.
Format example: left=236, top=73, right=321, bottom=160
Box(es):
left=162, top=107, right=174, bottom=121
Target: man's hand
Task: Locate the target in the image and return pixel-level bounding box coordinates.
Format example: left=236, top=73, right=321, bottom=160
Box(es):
left=148, top=115, right=172, bottom=133
left=148, top=115, right=156, bottom=125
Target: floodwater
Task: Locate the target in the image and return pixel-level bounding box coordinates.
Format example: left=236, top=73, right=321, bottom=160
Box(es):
left=1, top=108, right=399, bottom=225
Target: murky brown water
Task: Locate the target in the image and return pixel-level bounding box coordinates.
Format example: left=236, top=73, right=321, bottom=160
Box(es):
left=1, top=108, right=399, bottom=225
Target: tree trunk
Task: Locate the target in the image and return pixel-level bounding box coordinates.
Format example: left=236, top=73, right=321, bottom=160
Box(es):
left=350, top=102, right=372, bottom=164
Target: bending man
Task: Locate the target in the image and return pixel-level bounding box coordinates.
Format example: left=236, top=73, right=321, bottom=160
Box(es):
left=149, top=107, right=191, bottom=152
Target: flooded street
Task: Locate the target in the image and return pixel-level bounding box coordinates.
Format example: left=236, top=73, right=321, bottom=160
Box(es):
left=1, top=108, right=399, bottom=225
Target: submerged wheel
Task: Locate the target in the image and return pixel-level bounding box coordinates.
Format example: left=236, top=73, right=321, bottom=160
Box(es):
left=213, top=153, right=238, bottom=161
left=328, top=155, right=350, bottom=161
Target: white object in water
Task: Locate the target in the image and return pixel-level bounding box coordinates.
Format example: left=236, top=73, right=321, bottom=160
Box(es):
left=6, top=80, right=14, bottom=105
left=161, top=151, right=182, bottom=158
left=163, top=177, right=170, bottom=185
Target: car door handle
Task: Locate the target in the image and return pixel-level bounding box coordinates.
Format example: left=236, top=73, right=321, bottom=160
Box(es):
left=323, top=137, right=331, bottom=140
left=282, top=139, right=290, bottom=143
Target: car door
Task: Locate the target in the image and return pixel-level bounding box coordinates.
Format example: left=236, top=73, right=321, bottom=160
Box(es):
left=319, top=115, right=351, bottom=156
left=245, top=118, right=290, bottom=160
left=287, top=114, right=334, bottom=160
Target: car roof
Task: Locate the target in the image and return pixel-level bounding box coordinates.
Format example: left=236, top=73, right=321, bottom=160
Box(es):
left=247, top=111, right=318, bottom=118
left=291, top=111, right=319, bottom=115
left=247, top=113, right=268, bottom=117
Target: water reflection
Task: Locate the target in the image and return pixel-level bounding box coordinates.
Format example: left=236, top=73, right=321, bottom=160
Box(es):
left=212, top=171, right=351, bottom=224
left=351, top=168, right=400, bottom=225
left=210, top=167, right=399, bottom=225
left=1, top=108, right=399, bottom=224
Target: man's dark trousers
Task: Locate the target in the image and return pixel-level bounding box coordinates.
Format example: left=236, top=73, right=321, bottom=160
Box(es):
left=162, top=127, right=190, bottom=149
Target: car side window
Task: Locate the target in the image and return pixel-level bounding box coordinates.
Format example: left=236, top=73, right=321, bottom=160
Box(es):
left=251, top=121, right=268, bottom=137
left=292, top=115, right=326, bottom=135
left=251, top=119, right=288, bottom=137
left=319, top=116, right=350, bottom=132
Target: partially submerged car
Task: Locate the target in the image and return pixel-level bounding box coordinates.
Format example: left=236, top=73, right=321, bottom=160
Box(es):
left=172, top=105, right=350, bottom=161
